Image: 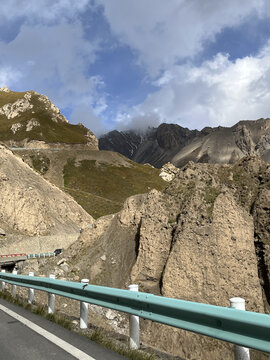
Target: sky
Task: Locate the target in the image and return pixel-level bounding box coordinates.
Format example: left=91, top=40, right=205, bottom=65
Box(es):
left=1, top=0, right=270, bottom=136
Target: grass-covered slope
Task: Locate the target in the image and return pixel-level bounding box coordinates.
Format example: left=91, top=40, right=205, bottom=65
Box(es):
left=0, top=89, right=94, bottom=145
left=63, top=157, right=167, bottom=218
left=14, top=148, right=167, bottom=219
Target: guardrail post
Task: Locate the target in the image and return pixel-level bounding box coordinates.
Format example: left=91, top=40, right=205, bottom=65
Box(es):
left=48, top=274, right=55, bottom=314
left=80, top=279, right=89, bottom=329
left=28, top=272, right=34, bottom=304
left=230, top=297, right=250, bottom=360
left=129, top=284, right=140, bottom=349
left=1, top=269, right=5, bottom=291
left=12, top=270, right=17, bottom=297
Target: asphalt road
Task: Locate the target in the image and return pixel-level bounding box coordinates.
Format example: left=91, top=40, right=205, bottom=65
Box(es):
left=0, top=298, right=127, bottom=360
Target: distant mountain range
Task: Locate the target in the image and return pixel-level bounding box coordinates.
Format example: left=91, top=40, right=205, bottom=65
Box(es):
left=99, top=119, right=270, bottom=167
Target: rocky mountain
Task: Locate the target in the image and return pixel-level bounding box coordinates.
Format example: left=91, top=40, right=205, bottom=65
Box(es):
left=37, top=155, right=270, bottom=360
left=0, top=144, right=94, bottom=254
left=99, top=119, right=270, bottom=168
left=99, top=123, right=199, bottom=167
left=0, top=86, right=98, bottom=149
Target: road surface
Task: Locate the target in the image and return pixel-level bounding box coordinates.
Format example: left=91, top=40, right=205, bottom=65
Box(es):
left=0, top=298, right=127, bottom=360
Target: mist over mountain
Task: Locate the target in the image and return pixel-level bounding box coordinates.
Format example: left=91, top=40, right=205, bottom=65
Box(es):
left=99, top=119, right=270, bottom=168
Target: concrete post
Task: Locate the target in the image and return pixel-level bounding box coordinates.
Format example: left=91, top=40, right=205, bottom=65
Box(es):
left=129, top=284, right=140, bottom=349
left=12, top=270, right=17, bottom=297
left=48, top=274, right=55, bottom=314
left=230, top=297, right=250, bottom=360
left=1, top=269, right=5, bottom=291
left=80, top=279, right=89, bottom=329
left=28, top=272, right=34, bottom=304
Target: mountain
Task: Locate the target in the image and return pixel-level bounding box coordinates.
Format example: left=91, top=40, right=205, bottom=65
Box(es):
left=99, top=119, right=270, bottom=167
left=0, top=86, right=98, bottom=149
left=99, top=123, right=199, bottom=167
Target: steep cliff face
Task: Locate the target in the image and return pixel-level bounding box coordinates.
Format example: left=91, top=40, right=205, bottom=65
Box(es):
left=0, top=87, right=98, bottom=149
left=0, top=145, right=93, bottom=253
left=99, top=118, right=270, bottom=168
left=59, top=156, right=270, bottom=359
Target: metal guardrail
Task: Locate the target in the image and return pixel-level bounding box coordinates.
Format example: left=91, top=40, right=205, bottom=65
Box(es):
left=0, top=272, right=269, bottom=354
left=0, top=253, right=55, bottom=265
left=27, top=253, right=55, bottom=259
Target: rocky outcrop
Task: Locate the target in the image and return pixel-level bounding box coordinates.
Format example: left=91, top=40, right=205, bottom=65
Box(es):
left=38, top=94, right=68, bottom=123
left=26, top=119, right=40, bottom=132
left=0, top=96, right=33, bottom=119
left=0, top=85, right=11, bottom=93
left=10, top=122, right=23, bottom=134
left=234, top=124, right=256, bottom=155
left=0, top=145, right=93, bottom=248
left=58, top=156, right=270, bottom=359
left=159, top=162, right=179, bottom=181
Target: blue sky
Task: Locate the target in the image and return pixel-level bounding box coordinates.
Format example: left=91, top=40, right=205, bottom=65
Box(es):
left=1, top=0, right=270, bottom=136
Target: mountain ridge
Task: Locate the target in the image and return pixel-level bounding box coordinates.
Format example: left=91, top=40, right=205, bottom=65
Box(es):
left=99, top=118, right=270, bottom=167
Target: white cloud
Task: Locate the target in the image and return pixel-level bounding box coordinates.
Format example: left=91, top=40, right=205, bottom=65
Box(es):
left=0, top=0, right=90, bottom=24
left=116, top=112, right=160, bottom=132
left=0, top=66, right=22, bottom=86
left=98, top=0, right=270, bottom=76
left=70, top=104, right=105, bottom=137
left=0, top=21, right=107, bottom=132
left=120, top=43, right=270, bottom=130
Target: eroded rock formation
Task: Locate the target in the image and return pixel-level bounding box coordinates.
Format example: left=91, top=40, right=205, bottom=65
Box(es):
left=0, top=145, right=93, bottom=253
left=60, top=156, right=270, bottom=359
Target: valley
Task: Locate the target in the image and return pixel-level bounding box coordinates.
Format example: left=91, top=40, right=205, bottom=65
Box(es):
left=0, top=87, right=269, bottom=359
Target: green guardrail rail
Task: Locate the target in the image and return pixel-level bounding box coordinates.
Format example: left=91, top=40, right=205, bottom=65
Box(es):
left=0, top=272, right=269, bottom=353
left=27, top=253, right=55, bottom=259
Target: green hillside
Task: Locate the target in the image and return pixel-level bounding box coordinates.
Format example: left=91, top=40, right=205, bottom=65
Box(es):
left=63, top=157, right=167, bottom=218
left=0, top=90, right=91, bottom=144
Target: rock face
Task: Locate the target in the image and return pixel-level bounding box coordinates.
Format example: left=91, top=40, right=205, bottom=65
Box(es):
left=159, top=162, right=179, bottom=181
left=99, top=123, right=198, bottom=167
left=99, top=118, right=270, bottom=168
left=63, top=156, right=270, bottom=359
left=37, top=94, right=67, bottom=123
left=0, top=87, right=98, bottom=150
left=0, top=144, right=93, bottom=253
left=0, top=95, right=33, bottom=119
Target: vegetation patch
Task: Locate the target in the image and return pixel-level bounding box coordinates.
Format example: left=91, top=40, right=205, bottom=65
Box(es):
left=63, top=158, right=166, bottom=218
left=203, top=185, right=220, bottom=218
left=30, top=154, right=50, bottom=175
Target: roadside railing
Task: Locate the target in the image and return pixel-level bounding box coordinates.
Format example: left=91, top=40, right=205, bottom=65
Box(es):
left=27, top=253, right=55, bottom=259
left=0, top=271, right=269, bottom=360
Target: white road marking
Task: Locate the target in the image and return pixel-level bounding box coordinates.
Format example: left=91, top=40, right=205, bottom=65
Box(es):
left=0, top=303, right=95, bottom=360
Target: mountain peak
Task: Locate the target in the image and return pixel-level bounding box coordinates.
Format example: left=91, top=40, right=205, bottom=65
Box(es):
left=0, top=88, right=98, bottom=150
left=0, top=85, right=11, bottom=93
